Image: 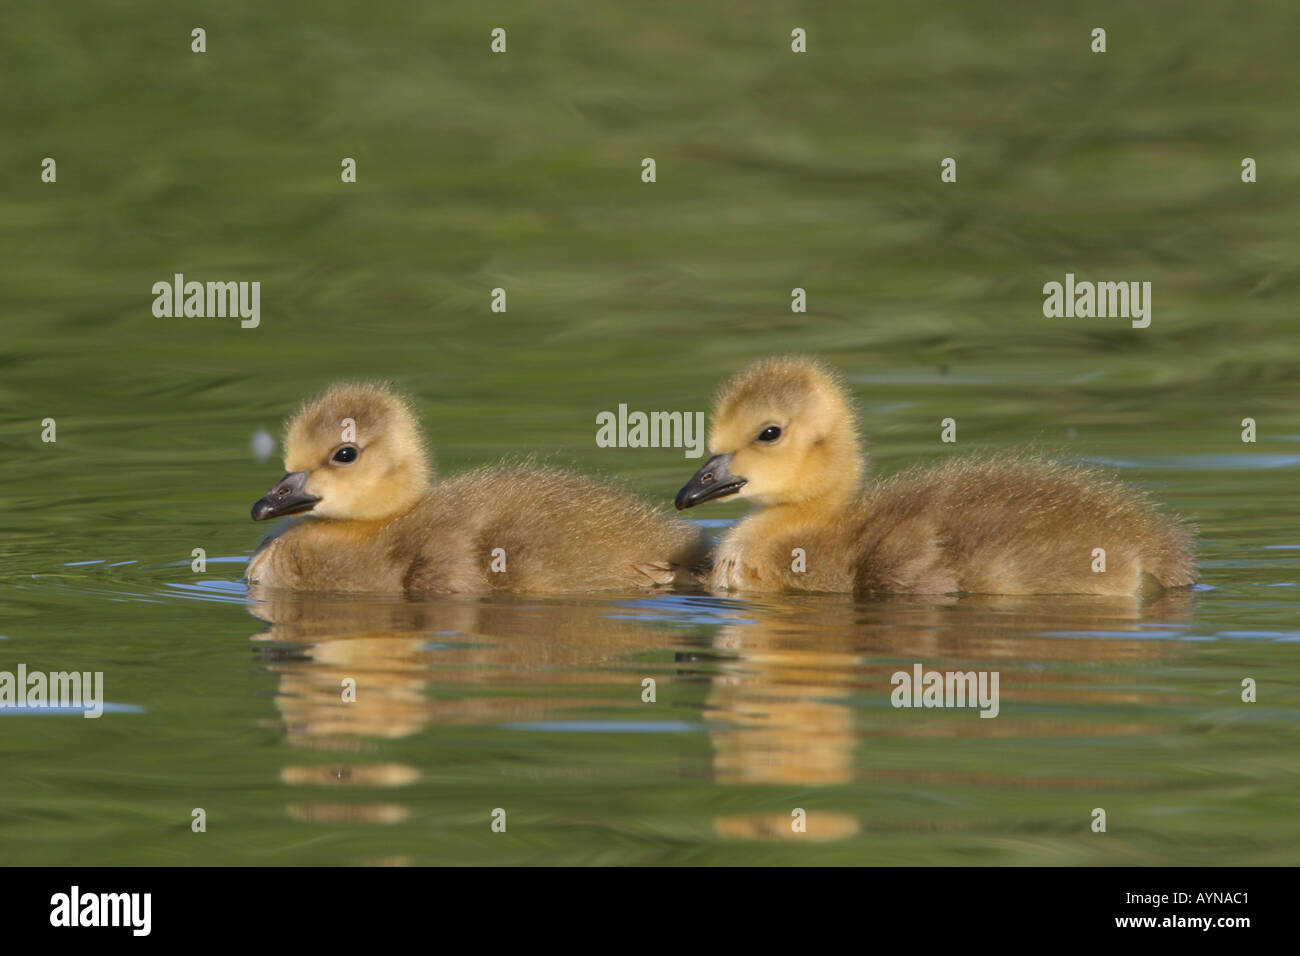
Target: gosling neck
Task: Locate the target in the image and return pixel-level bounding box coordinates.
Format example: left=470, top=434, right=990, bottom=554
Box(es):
left=760, top=438, right=864, bottom=519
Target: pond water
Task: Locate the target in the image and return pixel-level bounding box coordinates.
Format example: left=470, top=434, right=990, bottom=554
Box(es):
left=1, top=2, right=1297, bottom=866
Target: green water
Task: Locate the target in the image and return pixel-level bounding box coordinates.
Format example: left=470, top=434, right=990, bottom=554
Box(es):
left=1, top=2, right=1298, bottom=865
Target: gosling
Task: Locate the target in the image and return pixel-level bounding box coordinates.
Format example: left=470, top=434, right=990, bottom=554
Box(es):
left=675, top=357, right=1195, bottom=596
left=247, top=383, right=707, bottom=593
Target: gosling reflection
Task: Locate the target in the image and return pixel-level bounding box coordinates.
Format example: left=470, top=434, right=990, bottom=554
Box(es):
left=247, top=584, right=689, bottom=839
left=700, top=590, right=1194, bottom=842
left=249, top=587, right=687, bottom=739
left=247, top=582, right=1194, bottom=848
left=700, top=596, right=862, bottom=842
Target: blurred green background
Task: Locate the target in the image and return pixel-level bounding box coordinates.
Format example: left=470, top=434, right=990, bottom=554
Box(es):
left=0, top=1, right=1297, bottom=865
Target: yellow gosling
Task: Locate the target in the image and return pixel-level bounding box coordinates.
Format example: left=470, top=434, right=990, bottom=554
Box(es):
left=675, top=356, right=1195, bottom=596
left=248, top=383, right=707, bottom=593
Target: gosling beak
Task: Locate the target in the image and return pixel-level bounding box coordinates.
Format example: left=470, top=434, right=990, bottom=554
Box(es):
left=251, top=471, right=320, bottom=521
left=675, top=453, right=747, bottom=510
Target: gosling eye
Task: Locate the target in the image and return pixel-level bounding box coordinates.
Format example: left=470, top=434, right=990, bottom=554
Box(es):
left=756, top=425, right=783, bottom=444
left=330, top=444, right=359, bottom=465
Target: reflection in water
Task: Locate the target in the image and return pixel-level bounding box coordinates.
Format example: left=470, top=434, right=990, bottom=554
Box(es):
left=247, top=583, right=1194, bottom=849
left=248, top=586, right=691, bottom=839
left=700, top=598, right=864, bottom=841
left=700, top=592, right=1192, bottom=841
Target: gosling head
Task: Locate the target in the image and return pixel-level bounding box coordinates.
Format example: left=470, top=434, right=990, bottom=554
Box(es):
left=675, top=356, right=864, bottom=512
left=251, top=383, right=433, bottom=522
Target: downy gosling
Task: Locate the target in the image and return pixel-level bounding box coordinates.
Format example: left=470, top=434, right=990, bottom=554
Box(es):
left=247, top=383, right=707, bottom=593
left=675, top=357, right=1195, bottom=596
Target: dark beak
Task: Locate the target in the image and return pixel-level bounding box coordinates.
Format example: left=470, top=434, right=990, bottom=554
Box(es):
left=251, top=471, right=320, bottom=521
left=675, top=453, right=747, bottom=510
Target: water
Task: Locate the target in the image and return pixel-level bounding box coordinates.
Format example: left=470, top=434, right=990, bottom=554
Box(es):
left=1, top=1, right=1298, bottom=865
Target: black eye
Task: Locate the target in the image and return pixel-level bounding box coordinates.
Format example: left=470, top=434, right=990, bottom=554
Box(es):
left=757, top=425, right=782, bottom=443
left=331, top=445, right=359, bottom=464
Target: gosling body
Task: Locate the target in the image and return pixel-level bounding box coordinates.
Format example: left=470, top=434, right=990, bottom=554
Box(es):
left=248, top=384, right=706, bottom=593
left=676, top=357, right=1195, bottom=596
